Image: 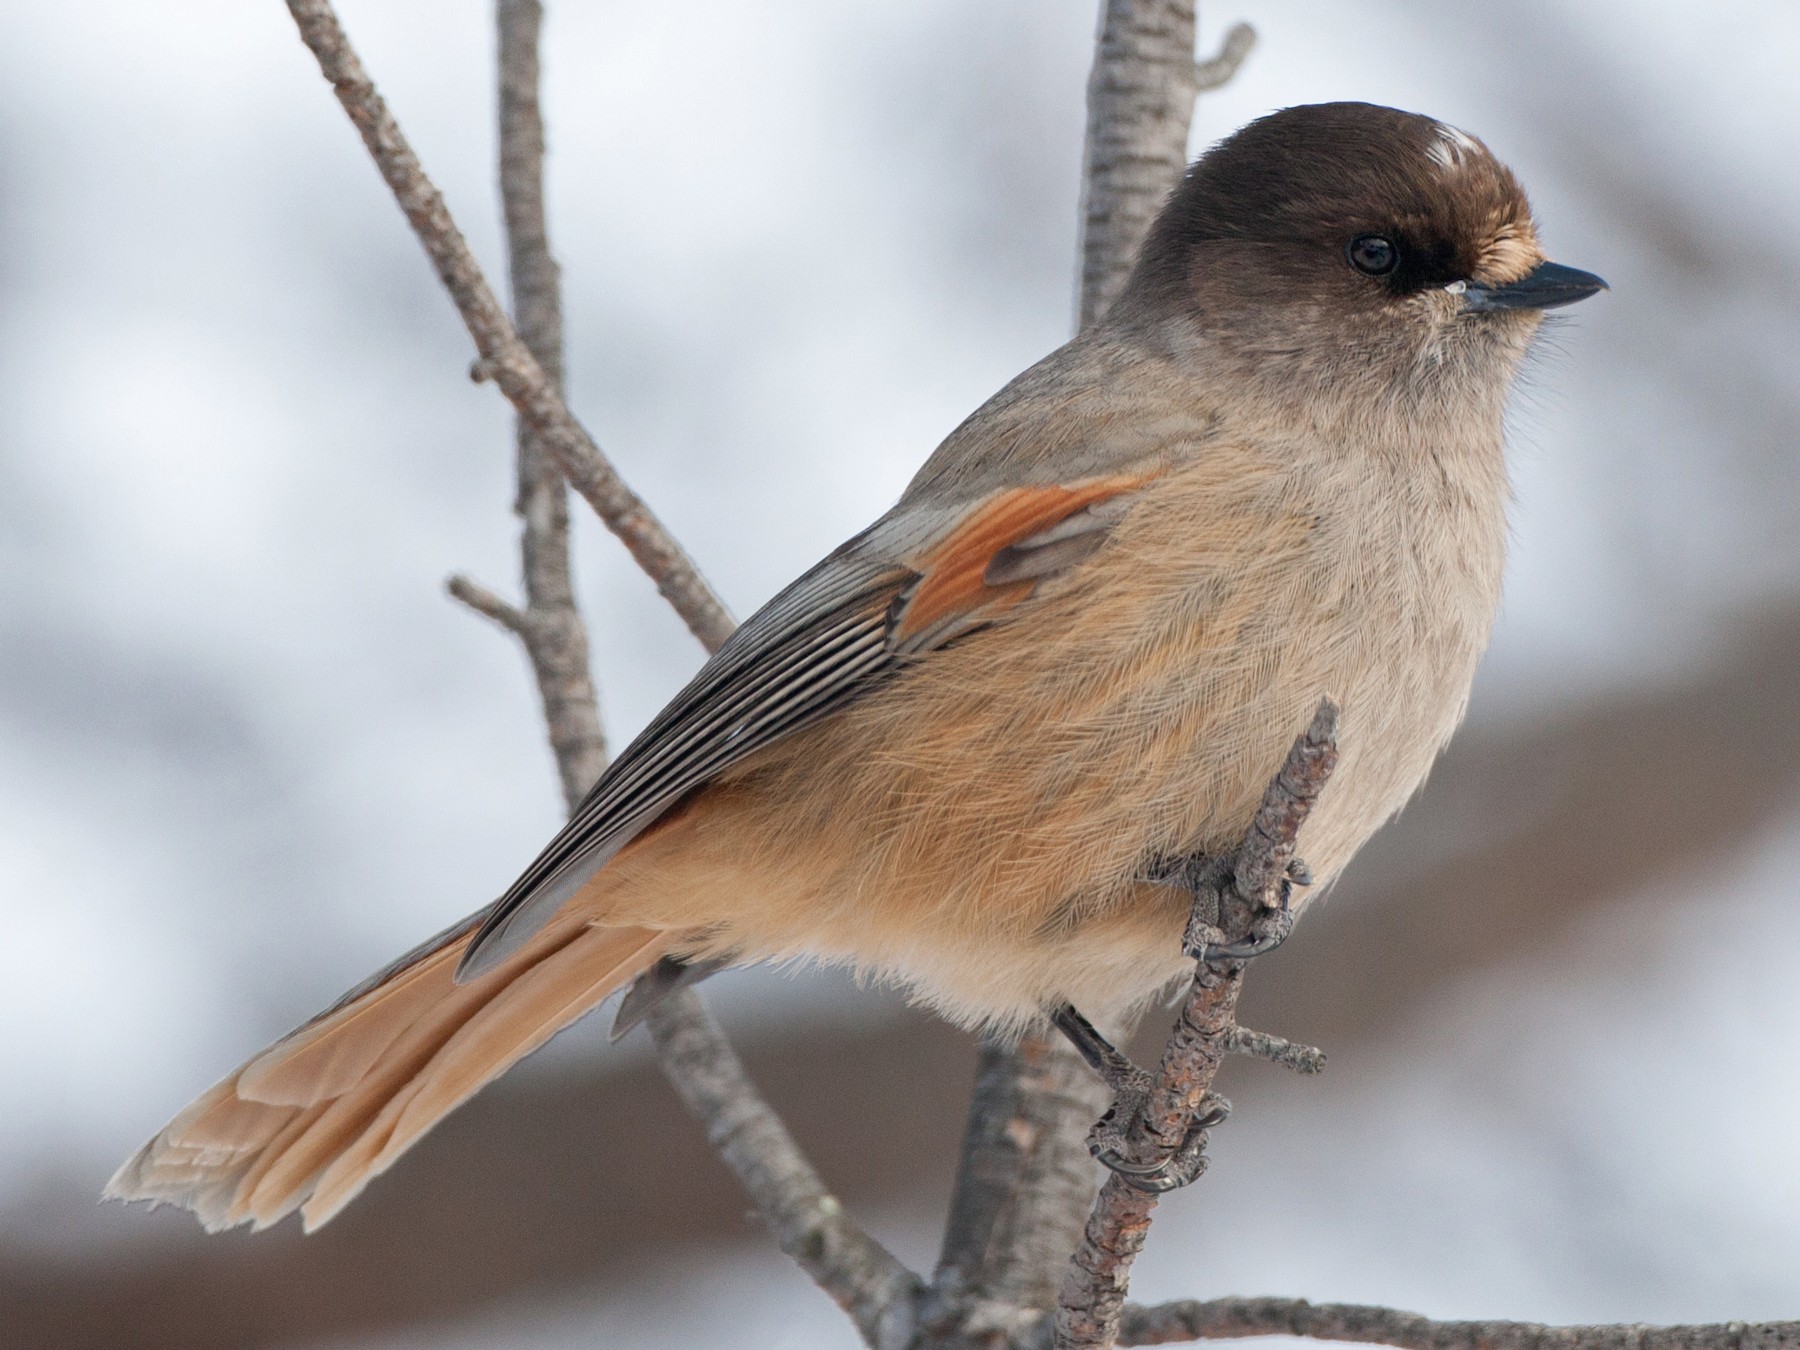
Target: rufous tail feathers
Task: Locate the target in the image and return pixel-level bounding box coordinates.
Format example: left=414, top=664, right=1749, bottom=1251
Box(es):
left=106, top=918, right=669, bottom=1232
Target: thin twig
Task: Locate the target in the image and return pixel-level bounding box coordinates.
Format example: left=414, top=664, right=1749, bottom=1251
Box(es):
left=1054, top=703, right=1341, bottom=1350
left=447, top=572, right=528, bottom=635
left=649, top=992, right=923, bottom=1348
left=1222, top=1026, right=1326, bottom=1075
left=1192, top=22, right=1255, bottom=92
left=496, top=0, right=609, bottom=808
left=284, top=0, right=735, bottom=652
left=1115, top=1298, right=1800, bottom=1350
left=369, top=2, right=915, bottom=1338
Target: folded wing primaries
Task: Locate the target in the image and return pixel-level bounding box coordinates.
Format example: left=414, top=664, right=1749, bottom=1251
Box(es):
left=494, top=617, right=893, bottom=945
left=511, top=594, right=891, bottom=890
left=458, top=556, right=912, bottom=977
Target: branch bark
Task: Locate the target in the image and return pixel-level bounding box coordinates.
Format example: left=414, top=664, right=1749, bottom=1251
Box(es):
left=1221, top=1025, right=1325, bottom=1075
left=650, top=991, right=923, bottom=1348
left=1114, top=1299, right=1800, bottom=1350
left=495, top=0, right=609, bottom=808
left=285, top=0, right=735, bottom=653
left=924, top=1035, right=1117, bottom=1346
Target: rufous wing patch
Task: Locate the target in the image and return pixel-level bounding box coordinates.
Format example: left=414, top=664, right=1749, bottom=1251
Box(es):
left=893, top=474, right=1150, bottom=646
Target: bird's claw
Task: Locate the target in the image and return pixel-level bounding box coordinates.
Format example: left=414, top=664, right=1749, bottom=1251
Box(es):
left=1182, top=856, right=1311, bottom=965
left=1190, top=904, right=1295, bottom=962
left=1087, top=1081, right=1230, bottom=1193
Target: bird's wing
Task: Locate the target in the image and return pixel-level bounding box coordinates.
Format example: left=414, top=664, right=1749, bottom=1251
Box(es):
left=455, top=471, right=1155, bottom=979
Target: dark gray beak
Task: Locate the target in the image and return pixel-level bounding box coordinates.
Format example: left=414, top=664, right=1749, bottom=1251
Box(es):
left=1461, top=260, right=1608, bottom=312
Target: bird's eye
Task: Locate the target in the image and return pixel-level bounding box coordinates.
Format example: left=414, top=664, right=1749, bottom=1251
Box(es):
left=1347, top=234, right=1399, bottom=276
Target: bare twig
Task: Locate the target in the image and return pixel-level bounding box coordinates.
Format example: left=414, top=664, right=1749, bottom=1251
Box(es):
left=1115, top=1298, right=1800, bottom=1350
left=343, top=2, right=915, bottom=1338
left=497, top=0, right=562, bottom=393
left=1222, top=1025, right=1325, bottom=1075
left=496, top=0, right=609, bottom=807
left=447, top=572, right=528, bottom=636
left=649, top=992, right=923, bottom=1348
left=1054, top=702, right=1341, bottom=1350
left=1193, top=22, right=1255, bottom=92
left=284, top=0, right=735, bottom=652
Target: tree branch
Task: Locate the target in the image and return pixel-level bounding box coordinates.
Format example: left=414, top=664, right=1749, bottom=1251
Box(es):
left=1115, top=1298, right=1800, bottom=1350
left=447, top=572, right=528, bottom=635
left=1192, top=22, right=1255, bottom=93
left=284, top=0, right=735, bottom=653
left=1222, top=1025, right=1325, bottom=1075
left=495, top=0, right=609, bottom=808
left=649, top=991, right=923, bottom=1347
left=925, top=1035, right=1116, bottom=1345
left=1054, top=702, right=1340, bottom=1350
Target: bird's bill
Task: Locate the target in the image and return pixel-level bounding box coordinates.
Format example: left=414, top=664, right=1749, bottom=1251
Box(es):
left=1457, top=260, right=1609, bottom=312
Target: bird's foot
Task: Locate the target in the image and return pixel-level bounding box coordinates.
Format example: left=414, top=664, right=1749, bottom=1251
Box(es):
left=1149, top=852, right=1312, bottom=966
left=1086, top=1071, right=1229, bottom=1193
left=1050, top=1002, right=1230, bottom=1193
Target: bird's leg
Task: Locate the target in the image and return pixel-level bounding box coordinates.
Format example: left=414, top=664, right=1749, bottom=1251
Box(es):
left=1055, top=846, right=1313, bottom=1192
left=1050, top=1002, right=1228, bottom=1193
left=1051, top=1002, right=1145, bottom=1095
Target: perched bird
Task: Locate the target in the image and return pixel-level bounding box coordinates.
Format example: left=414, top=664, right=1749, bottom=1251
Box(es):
left=109, top=102, right=1604, bottom=1231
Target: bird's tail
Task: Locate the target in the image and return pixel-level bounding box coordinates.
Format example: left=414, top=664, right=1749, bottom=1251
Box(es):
left=106, top=914, right=669, bottom=1232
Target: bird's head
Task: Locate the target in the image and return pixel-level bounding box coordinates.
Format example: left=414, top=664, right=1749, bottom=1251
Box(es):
left=1116, top=102, right=1605, bottom=424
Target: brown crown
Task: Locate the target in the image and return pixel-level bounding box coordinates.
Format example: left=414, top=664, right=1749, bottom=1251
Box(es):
left=1118, top=101, right=1542, bottom=320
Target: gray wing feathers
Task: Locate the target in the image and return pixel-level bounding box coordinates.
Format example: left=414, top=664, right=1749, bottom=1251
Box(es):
left=456, top=550, right=911, bottom=979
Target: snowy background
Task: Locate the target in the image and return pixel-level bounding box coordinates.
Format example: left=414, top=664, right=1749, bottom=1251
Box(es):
left=3, top=1, right=1799, bottom=1346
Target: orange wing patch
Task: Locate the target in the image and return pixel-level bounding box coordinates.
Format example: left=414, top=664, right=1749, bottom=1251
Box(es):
left=894, top=474, right=1150, bottom=645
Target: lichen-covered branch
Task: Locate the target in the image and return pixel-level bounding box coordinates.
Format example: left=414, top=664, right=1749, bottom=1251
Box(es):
left=1053, top=702, right=1340, bottom=1350
left=284, top=0, right=734, bottom=652
left=1115, top=1298, right=1800, bottom=1350
left=1222, top=1025, right=1325, bottom=1075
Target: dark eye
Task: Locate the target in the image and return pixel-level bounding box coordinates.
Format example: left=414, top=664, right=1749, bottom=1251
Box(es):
left=1347, top=234, right=1399, bottom=276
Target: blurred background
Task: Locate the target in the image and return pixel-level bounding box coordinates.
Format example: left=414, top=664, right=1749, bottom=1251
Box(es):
left=2, top=1, right=1798, bottom=1346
